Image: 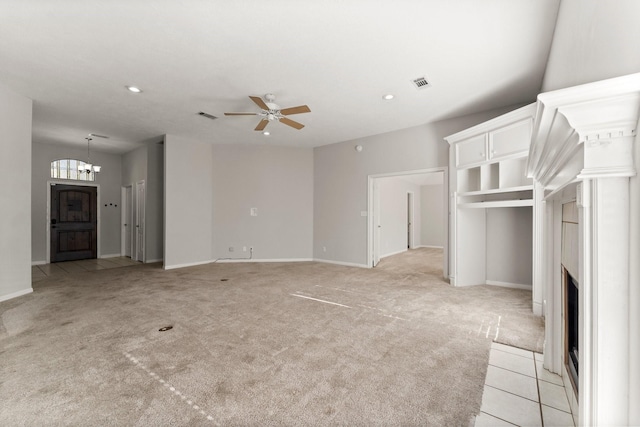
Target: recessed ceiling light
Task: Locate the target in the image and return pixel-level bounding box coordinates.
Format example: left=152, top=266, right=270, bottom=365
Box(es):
left=262, top=131, right=270, bottom=136
left=383, top=94, right=394, bottom=100
left=126, top=86, right=142, bottom=93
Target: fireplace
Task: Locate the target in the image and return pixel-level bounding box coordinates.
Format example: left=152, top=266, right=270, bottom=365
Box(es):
left=565, top=268, right=579, bottom=394
left=527, top=73, right=640, bottom=426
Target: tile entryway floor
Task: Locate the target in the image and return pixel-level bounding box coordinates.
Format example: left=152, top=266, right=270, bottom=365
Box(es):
left=474, top=342, right=575, bottom=426
left=32, top=257, right=142, bottom=281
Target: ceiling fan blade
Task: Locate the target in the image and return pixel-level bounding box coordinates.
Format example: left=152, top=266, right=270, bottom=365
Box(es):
left=280, top=105, right=311, bottom=115
left=254, top=119, right=269, bottom=131
left=279, top=117, right=305, bottom=130
left=249, top=96, right=269, bottom=110
left=224, top=112, right=258, bottom=116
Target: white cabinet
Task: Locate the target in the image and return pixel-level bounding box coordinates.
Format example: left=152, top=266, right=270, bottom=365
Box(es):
left=446, top=103, right=536, bottom=288
left=489, top=118, right=532, bottom=160
left=456, top=134, right=487, bottom=167
left=455, top=117, right=533, bottom=168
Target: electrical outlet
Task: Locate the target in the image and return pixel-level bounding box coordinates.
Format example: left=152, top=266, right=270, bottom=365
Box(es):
left=323, top=246, right=326, bottom=252
left=243, top=246, right=247, bottom=252
left=229, top=247, right=234, bottom=252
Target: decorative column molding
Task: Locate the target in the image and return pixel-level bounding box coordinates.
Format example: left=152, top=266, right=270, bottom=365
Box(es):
left=528, top=73, right=640, bottom=190
left=582, top=177, right=631, bottom=426
left=527, top=73, right=640, bottom=427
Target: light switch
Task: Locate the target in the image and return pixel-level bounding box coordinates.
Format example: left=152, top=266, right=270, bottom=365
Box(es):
left=361, top=211, right=368, bottom=217
left=250, top=208, right=258, bottom=216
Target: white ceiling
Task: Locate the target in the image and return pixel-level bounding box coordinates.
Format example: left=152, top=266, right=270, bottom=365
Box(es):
left=0, top=0, right=560, bottom=154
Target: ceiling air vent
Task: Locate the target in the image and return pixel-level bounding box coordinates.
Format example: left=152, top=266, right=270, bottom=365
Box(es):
left=411, top=76, right=431, bottom=89
left=198, top=111, right=218, bottom=120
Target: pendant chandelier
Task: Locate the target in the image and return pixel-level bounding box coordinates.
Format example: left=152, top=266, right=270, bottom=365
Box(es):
left=78, top=136, right=101, bottom=174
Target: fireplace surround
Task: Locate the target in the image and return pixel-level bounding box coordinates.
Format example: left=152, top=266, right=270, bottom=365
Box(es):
left=527, top=73, right=640, bottom=426
left=564, top=267, right=579, bottom=394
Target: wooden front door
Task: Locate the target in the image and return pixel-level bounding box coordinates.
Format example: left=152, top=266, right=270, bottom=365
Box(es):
left=50, top=184, right=97, bottom=262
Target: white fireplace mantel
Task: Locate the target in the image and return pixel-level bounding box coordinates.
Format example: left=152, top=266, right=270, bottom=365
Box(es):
left=527, top=73, right=640, bottom=426
left=528, top=73, right=640, bottom=192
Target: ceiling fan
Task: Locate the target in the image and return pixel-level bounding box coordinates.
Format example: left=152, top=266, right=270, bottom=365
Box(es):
left=224, top=94, right=310, bottom=131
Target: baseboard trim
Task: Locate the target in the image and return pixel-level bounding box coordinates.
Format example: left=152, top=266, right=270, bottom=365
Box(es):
left=163, top=259, right=216, bottom=270
left=0, top=287, right=33, bottom=302
left=486, top=280, right=532, bottom=290
left=380, top=249, right=407, bottom=259
left=216, top=258, right=314, bottom=264
left=417, top=245, right=444, bottom=249
left=100, top=253, right=122, bottom=259
left=145, top=258, right=163, bottom=264
left=32, top=260, right=47, bottom=266
left=313, top=258, right=369, bottom=269
left=533, top=301, right=543, bottom=316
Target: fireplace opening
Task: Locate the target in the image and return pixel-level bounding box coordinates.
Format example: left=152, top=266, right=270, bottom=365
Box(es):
left=565, top=268, right=579, bottom=394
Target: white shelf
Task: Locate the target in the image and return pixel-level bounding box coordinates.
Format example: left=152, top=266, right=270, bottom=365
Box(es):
left=447, top=103, right=536, bottom=288
left=458, top=199, right=533, bottom=208
left=458, top=185, right=533, bottom=197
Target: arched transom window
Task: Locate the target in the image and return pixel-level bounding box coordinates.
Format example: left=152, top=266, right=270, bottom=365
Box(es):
left=50, top=159, right=96, bottom=181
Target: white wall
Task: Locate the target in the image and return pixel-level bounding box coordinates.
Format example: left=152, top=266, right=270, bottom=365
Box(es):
left=211, top=144, right=313, bottom=260
left=0, top=83, right=32, bottom=301
left=486, top=207, right=533, bottom=287
left=313, top=106, right=520, bottom=266
left=145, top=141, right=164, bottom=263
left=377, top=177, right=420, bottom=258
left=420, top=184, right=444, bottom=247
left=31, top=142, right=123, bottom=263
left=121, top=144, right=147, bottom=189
left=164, top=135, right=214, bottom=269
left=542, top=0, right=640, bottom=92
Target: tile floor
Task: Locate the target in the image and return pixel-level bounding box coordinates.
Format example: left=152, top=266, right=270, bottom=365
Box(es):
left=474, top=342, right=575, bottom=427
left=32, top=257, right=142, bottom=281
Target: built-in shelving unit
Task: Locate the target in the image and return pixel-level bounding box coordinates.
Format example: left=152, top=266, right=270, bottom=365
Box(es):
left=446, top=103, right=537, bottom=288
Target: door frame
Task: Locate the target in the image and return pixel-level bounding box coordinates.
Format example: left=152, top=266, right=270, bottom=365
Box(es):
left=407, top=191, right=415, bottom=249
left=135, top=180, right=145, bottom=262
left=121, top=185, right=133, bottom=257
left=46, top=180, right=101, bottom=263
left=372, top=179, right=381, bottom=267
left=367, top=167, right=449, bottom=278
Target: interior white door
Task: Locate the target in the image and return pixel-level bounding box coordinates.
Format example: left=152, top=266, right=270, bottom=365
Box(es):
left=407, top=192, right=414, bottom=249
left=123, top=186, right=133, bottom=257
left=136, top=181, right=145, bottom=262
left=373, top=180, right=381, bottom=267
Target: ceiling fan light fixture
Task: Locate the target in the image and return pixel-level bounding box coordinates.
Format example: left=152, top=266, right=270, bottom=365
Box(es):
left=126, top=85, right=142, bottom=93
left=225, top=94, right=310, bottom=131
left=383, top=94, right=394, bottom=100
left=263, top=131, right=270, bottom=136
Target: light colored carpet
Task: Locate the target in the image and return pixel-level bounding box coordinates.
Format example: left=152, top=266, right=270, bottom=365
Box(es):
left=0, top=248, right=543, bottom=426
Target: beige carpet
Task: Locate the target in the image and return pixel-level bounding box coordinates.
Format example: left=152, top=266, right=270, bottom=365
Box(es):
left=0, top=249, right=543, bottom=426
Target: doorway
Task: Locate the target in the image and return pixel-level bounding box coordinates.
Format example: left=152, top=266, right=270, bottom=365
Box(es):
left=407, top=191, right=414, bottom=249
left=135, top=180, right=145, bottom=262
left=50, top=184, right=98, bottom=262
left=368, top=168, right=448, bottom=278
